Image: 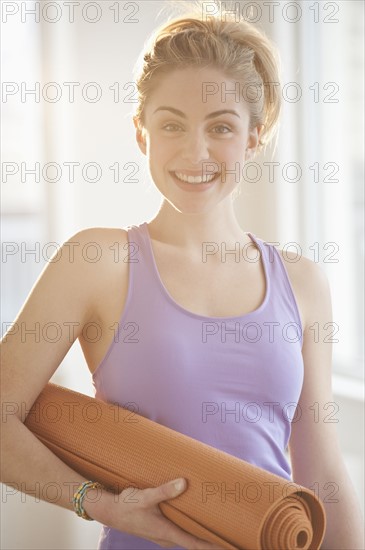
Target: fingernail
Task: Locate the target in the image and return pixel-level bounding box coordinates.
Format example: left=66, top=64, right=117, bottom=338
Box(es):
left=174, top=479, right=184, bottom=491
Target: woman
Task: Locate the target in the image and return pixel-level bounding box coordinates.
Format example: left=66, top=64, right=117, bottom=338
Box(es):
left=1, top=2, right=364, bottom=549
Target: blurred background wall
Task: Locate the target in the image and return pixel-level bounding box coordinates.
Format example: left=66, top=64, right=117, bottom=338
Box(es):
left=1, top=0, right=364, bottom=548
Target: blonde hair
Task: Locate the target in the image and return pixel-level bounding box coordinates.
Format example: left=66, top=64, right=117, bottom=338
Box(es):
left=133, top=0, right=282, bottom=154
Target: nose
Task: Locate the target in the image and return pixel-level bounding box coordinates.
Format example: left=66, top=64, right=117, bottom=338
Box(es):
left=180, top=131, right=210, bottom=165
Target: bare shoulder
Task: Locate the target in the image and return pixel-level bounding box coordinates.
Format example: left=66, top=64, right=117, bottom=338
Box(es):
left=274, top=245, right=331, bottom=333
left=74, top=226, right=129, bottom=249
left=276, top=245, right=330, bottom=295
left=72, top=225, right=130, bottom=295
left=72, top=226, right=130, bottom=259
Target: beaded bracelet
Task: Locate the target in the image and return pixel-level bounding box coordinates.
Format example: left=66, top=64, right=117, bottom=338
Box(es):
left=72, top=480, right=103, bottom=521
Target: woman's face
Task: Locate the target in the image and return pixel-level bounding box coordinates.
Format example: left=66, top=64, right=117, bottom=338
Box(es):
left=134, top=66, right=260, bottom=214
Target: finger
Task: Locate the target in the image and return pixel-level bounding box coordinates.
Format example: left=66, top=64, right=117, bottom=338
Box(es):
left=142, top=478, right=186, bottom=507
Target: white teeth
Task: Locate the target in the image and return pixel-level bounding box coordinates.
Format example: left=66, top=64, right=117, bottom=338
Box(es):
left=174, top=172, right=217, bottom=184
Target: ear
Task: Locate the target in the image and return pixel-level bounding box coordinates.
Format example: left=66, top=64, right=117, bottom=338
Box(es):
left=133, top=116, right=147, bottom=155
left=245, top=124, right=264, bottom=160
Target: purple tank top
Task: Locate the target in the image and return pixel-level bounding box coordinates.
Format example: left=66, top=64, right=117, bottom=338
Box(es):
left=92, top=222, right=304, bottom=550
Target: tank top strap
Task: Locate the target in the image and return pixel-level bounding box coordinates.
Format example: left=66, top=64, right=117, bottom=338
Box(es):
left=246, top=232, right=275, bottom=278
left=248, top=232, right=303, bottom=345
left=124, top=222, right=162, bottom=294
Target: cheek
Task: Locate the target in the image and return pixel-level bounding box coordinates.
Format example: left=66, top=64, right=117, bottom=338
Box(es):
left=149, top=137, right=177, bottom=167
left=216, top=142, right=245, bottom=170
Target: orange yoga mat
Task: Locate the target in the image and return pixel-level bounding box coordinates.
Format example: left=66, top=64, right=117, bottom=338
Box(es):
left=24, top=383, right=326, bottom=550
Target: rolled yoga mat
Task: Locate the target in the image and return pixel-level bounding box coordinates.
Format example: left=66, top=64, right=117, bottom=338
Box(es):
left=24, top=383, right=326, bottom=550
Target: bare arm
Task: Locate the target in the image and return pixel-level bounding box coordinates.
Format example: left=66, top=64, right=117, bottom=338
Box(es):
left=288, top=257, right=365, bottom=550
left=1, top=229, right=113, bottom=516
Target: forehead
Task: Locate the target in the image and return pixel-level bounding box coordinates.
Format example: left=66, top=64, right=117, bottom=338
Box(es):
left=145, top=66, right=250, bottom=118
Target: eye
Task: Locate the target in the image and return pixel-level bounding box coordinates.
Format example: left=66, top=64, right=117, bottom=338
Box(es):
left=212, top=124, right=232, bottom=134
left=162, top=123, right=182, bottom=132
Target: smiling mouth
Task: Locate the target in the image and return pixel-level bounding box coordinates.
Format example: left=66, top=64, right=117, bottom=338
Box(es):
left=171, top=171, right=220, bottom=184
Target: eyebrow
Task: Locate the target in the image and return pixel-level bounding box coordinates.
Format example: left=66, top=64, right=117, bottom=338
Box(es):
left=153, top=107, right=241, bottom=119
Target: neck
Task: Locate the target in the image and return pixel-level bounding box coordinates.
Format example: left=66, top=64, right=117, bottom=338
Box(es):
left=146, top=198, right=250, bottom=251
